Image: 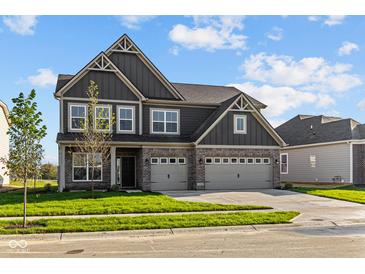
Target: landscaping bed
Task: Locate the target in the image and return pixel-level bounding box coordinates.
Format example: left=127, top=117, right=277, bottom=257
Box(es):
left=0, top=191, right=271, bottom=217
left=0, top=211, right=299, bottom=234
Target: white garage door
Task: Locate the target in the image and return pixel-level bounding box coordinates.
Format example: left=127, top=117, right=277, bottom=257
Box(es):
left=151, top=157, right=188, bottom=191
left=205, top=157, right=273, bottom=190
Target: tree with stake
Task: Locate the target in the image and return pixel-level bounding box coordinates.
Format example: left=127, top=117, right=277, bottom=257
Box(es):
left=0, top=90, right=47, bottom=228
left=73, top=80, right=114, bottom=195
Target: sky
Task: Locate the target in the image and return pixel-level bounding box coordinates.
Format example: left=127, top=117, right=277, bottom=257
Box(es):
left=0, top=15, right=365, bottom=164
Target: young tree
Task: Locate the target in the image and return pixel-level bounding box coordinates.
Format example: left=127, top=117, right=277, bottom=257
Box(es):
left=73, top=81, right=114, bottom=195
left=0, top=90, right=47, bottom=228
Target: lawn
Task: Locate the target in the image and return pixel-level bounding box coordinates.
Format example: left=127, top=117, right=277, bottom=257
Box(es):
left=293, top=185, right=365, bottom=204
left=10, top=180, right=58, bottom=189
left=0, top=191, right=271, bottom=217
left=0, top=211, right=299, bottom=234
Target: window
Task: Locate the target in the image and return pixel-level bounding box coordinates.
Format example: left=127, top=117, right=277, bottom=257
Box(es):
left=255, top=158, right=262, bottom=164
left=280, top=153, right=288, bottom=174
left=118, top=106, right=134, bottom=133
left=263, top=158, right=271, bottom=165
left=222, top=157, right=230, bottom=164
left=169, top=158, right=177, bottom=164
left=205, top=157, right=213, bottom=164
left=239, top=158, right=246, bottom=164
left=178, top=158, right=186, bottom=165
left=70, top=104, right=86, bottom=131
left=73, top=153, right=102, bottom=182
left=151, top=157, right=159, bottom=165
left=214, top=157, right=221, bottom=164
left=234, top=114, right=247, bottom=134
left=95, top=105, right=111, bottom=131
left=151, top=109, right=179, bottom=134
left=247, top=158, right=254, bottom=164
left=160, top=157, right=168, bottom=164
left=231, top=158, right=238, bottom=164
left=309, top=155, right=316, bottom=168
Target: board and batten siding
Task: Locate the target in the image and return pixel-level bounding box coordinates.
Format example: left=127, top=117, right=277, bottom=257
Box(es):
left=109, top=52, right=176, bottom=100
left=352, top=144, right=365, bottom=184
left=201, top=112, right=278, bottom=146
left=280, top=143, right=352, bottom=183
left=63, top=70, right=139, bottom=101
left=0, top=108, right=9, bottom=185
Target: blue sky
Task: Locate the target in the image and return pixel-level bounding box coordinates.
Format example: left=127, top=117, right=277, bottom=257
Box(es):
left=1, top=15, right=365, bottom=164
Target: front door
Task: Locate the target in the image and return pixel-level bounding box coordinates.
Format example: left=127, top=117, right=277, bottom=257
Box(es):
left=116, top=157, right=136, bottom=188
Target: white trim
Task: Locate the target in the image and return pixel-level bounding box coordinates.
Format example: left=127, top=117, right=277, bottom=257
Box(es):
left=178, top=158, right=186, bottom=165
left=150, top=108, right=180, bottom=135
left=222, top=157, right=230, bottom=164
left=62, top=97, right=140, bottom=104
left=139, top=101, right=142, bottom=135
left=57, top=140, right=194, bottom=148
left=205, top=157, right=213, bottom=164
left=110, top=146, right=116, bottom=186
left=58, top=144, right=65, bottom=191
left=60, top=99, right=64, bottom=133
left=281, top=139, right=365, bottom=150
left=350, top=143, right=353, bottom=183
left=230, top=157, right=238, bottom=164
left=72, top=153, right=103, bottom=182
left=160, top=157, right=168, bottom=164
left=239, top=157, right=246, bottom=164
left=169, top=157, right=177, bottom=164
left=151, top=157, right=159, bottom=165
left=247, top=158, right=254, bottom=165
left=144, top=99, right=218, bottom=108
left=68, top=103, right=87, bottom=132
left=213, top=157, right=221, bottom=164
left=233, top=114, right=247, bottom=134
left=196, top=145, right=280, bottom=149
left=263, top=158, right=271, bottom=165
left=117, top=105, right=135, bottom=134
left=280, top=153, right=288, bottom=174
left=94, top=105, right=112, bottom=132
left=255, top=158, right=262, bottom=164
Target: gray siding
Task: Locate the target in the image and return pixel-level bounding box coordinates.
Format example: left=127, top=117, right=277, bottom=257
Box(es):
left=109, top=52, right=176, bottom=100
left=201, top=112, right=278, bottom=146
left=63, top=100, right=139, bottom=134
left=353, top=144, right=365, bottom=184
left=142, top=104, right=215, bottom=137
left=63, top=70, right=139, bottom=101
left=280, top=143, right=351, bottom=183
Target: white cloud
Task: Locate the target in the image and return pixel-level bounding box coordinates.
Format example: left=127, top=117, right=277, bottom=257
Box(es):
left=27, top=68, right=57, bottom=87
left=3, top=15, right=38, bottom=35
left=116, top=16, right=155, bottom=29
left=169, top=16, right=247, bottom=52
left=358, top=99, right=365, bottom=110
left=266, top=27, right=283, bottom=41
left=241, top=52, right=362, bottom=93
left=307, top=15, right=346, bottom=26
left=338, top=41, right=359, bottom=56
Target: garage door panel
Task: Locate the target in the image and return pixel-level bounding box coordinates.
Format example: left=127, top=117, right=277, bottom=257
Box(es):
left=151, top=165, right=188, bottom=191
left=205, top=164, right=272, bottom=190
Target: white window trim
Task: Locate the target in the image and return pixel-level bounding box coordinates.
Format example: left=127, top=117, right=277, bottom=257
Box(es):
left=263, top=158, right=271, bottom=165
left=151, top=157, right=159, bottom=165
left=280, top=153, right=289, bottom=174
left=94, top=105, right=112, bottom=132
left=69, top=103, right=87, bottom=132
left=309, top=155, right=316, bottom=168
left=255, top=158, right=263, bottom=164
left=72, top=153, right=103, bottom=182
left=178, top=158, right=186, bottom=165
left=233, top=114, right=247, bottom=134
left=205, top=157, right=213, bottom=164
left=222, top=157, right=230, bottom=164
left=169, top=157, right=177, bottom=164
left=230, top=157, right=238, bottom=164
left=213, top=157, right=222, bottom=164
left=160, top=157, right=168, bottom=164
left=239, top=157, right=246, bottom=164
left=150, top=108, right=180, bottom=135
left=117, top=105, right=135, bottom=134
left=247, top=158, right=254, bottom=165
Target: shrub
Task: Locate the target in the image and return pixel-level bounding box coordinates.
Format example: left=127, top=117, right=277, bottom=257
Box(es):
left=110, top=185, right=120, bottom=192
left=282, top=183, right=293, bottom=190
left=44, top=183, right=52, bottom=192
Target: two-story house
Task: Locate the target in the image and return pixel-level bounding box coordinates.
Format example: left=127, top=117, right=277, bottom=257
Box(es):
left=54, top=34, right=285, bottom=192
left=0, top=100, right=10, bottom=186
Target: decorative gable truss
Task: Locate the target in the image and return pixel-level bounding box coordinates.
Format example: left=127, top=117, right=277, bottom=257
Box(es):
left=195, top=93, right=286, bottom=146
left=55, top=52, right=146, bottom=100
left=109, top=36, right=139, bottom=54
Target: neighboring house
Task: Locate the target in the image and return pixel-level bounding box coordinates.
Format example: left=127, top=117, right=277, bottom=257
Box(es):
left=0, top=100, right=10, bottom=186
left=276, top=114, right=365, bottom=185
left=54, top=34, right=285, bottom=192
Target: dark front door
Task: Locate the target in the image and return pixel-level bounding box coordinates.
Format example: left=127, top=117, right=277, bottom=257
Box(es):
left=117, top=157, right=136, bottom=188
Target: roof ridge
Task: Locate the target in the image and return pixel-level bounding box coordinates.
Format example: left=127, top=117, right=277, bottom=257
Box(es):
left=172, top=82, right=236, bottom=89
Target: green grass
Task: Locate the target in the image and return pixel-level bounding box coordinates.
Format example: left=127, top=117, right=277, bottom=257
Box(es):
left=292, top=185, right=365, bottom=204
left=0, top=191, right=271, bottom=217
left=0, top=211, right=299, bottom=234
left=9, top=180, right=58, bottom=190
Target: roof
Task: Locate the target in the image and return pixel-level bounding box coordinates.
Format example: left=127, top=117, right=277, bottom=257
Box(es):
left=276, top=114, right=365, bottom=146
left=0, top=100, right=10, bottom=125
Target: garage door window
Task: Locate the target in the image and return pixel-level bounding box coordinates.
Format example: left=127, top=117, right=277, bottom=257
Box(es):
left=280, top=153, right=288, bottom=174
left=214, top=158, right=221, bottom=164
left=255, top=158, right=262, bottom=164
left=169, top=158, right=177, bottom=164
left=160, top=158, right=168, bottom=164
left=178, top=158, right=186, bottom=165
left=151, top=157, right=159, bottom=165
left=205, top=158, right=213, bottom=164
left=263, top=158, right=270, bottom=165
left=231, top=158, right=238, bottom=164
left=222, top=158, right=230, bottom=164
left=239, top=158, right=246, bottom=164
left=247, top=158, right=254, bottom=164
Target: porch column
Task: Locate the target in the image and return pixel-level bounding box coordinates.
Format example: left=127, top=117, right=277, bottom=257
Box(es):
left=110, top=146, right=116, bottom=186
left=58, top=144, right=65, bottom=192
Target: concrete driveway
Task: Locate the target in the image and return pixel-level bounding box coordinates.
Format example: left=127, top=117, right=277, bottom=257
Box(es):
left=162, top=189, right=365, bottom=226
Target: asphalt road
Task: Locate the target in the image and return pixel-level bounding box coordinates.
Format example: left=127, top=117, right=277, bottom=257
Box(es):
left=1, top=223, right=365, bottom=258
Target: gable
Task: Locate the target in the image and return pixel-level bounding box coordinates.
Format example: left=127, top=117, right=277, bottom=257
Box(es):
left=63, top=70, right=139, bottom=101
left=200, top=111, right=279, bottom=146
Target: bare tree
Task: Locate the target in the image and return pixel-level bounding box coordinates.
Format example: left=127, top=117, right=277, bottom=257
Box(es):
left=73, top=81, right=114, bottom=195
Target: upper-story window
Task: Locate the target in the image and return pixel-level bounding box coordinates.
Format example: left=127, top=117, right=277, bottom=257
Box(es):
left=94, top=105, right=111, bottom=131
left=117, top=106, right=135, bottom=133
left=151, top=109, right=179, bottom=134
left=234, top=114, right=247, bottom=134
left=69, top=104, right=87, bottom=131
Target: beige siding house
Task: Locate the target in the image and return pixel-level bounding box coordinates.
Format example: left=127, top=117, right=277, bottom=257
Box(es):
left=277, top=115, right=365, bottom=185
left=0, top=101, right=10, bottom=186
